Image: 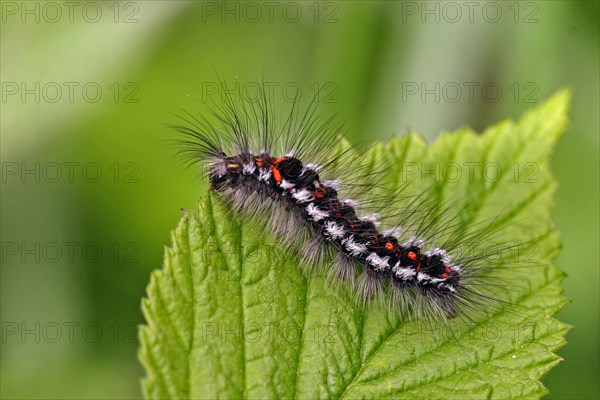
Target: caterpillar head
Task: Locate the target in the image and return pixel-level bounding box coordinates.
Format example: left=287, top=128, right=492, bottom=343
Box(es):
left=209, top=154, right=256, bottom=190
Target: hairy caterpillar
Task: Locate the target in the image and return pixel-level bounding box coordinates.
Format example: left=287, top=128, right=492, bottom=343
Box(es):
left=173, top=82, right=521, bottom=328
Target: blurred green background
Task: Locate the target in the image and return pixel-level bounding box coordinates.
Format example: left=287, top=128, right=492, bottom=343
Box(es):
left=1, top=1, right=598, bottom=399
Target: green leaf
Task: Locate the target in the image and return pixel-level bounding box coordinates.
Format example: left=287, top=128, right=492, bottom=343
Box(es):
left=139, top=90, right=571, bottom=399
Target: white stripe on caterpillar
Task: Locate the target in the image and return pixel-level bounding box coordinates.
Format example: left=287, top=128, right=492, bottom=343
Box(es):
left=393, top=263, right=416, bottom=279
left=359, top=213, right=381, bottom=226
left=342, top=198, right=359, bottom=207
left=425, top=248, right=452, bottom=264
left=259, top=169, right=272, bottom=181
left=342, top=236, right=368, bottom=256
left=243, top=163, right=256, bottom=175
left=306, top=203, right=328, bottom=221
left=292, top=189, right=312, bottom=203
left=280, top=179, right=295, bottom=190
left=325, top=221, right=345, bottom=239
left=366, top=253, right=390, bottom=271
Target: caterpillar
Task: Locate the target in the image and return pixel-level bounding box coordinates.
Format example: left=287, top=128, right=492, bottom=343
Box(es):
left=173, top=82, right=518, bottom=327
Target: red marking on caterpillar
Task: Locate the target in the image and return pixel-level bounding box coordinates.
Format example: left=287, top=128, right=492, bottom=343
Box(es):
left=173, top=82, right=525, bottom=325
